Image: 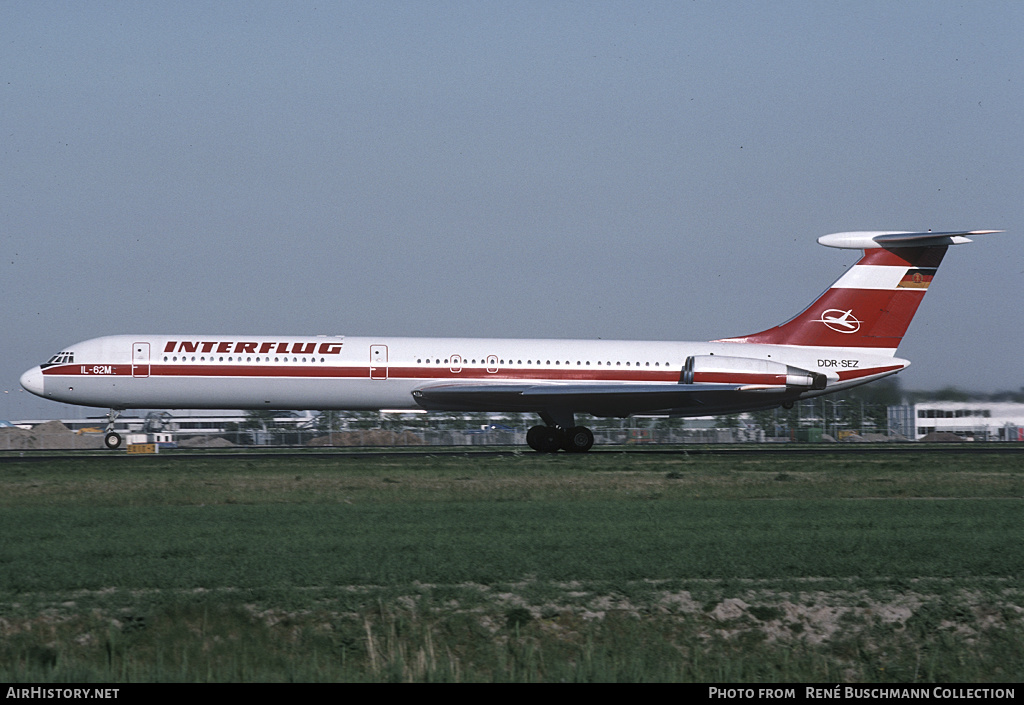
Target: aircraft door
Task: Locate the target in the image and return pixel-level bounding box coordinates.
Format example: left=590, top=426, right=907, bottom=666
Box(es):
left=370, top=345, right=388, bottom=380
left=132, top=342, right=150, bottom=378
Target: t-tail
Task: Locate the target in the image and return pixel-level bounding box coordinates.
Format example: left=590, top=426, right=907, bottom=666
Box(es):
left=717, top=230, right=1003, bottom=355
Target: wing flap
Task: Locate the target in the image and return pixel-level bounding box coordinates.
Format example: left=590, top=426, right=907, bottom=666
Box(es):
left=412, top=382, right=751, bottom=416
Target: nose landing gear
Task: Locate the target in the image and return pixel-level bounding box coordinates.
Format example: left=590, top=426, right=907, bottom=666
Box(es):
left=103, top=408, right=123, bottom=450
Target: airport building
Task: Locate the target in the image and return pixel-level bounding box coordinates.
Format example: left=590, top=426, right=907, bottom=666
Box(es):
left=888, top=402, right=1024, bottom=441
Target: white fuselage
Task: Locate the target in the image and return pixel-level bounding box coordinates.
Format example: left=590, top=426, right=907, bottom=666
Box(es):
left=20, top=333, right=905, bottom=414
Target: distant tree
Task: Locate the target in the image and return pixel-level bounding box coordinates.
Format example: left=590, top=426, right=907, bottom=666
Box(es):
left=906, top=385, right=1024, bottom=403
left=989, top=387, right=1024, bottom=403
left=714, top=414, right=741, bottom=429
left=818, top=378, right=905, bottom=435
left=314, top=411, right=342, bottom=433
left=243, top=409, right=279, bottom=431
left=401, top=412, right=432, bottom=430
left=932, top=386, right=972, bottom=402
left=769, top=404, right=800, bottom=439
left=656, top=415, right=689, bottom=430
left=748, top=409, right=778, bottom=436
left=845, top=377, right=904, bottom=406
left=345, top=411, right=381, bottom=430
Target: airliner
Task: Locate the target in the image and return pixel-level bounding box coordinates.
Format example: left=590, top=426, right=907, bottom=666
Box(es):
left=20, top=230, right=1002, bottom=452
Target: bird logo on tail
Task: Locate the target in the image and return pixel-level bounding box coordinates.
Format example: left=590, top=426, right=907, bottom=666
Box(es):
left=818, top=309, right=862, bottom=334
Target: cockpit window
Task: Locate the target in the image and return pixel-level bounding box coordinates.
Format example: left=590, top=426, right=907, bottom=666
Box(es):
left=46, top=351, right=75, bottom=364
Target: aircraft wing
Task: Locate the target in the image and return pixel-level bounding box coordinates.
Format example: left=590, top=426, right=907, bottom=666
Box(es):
left=411, top=382, right=761, bottom=417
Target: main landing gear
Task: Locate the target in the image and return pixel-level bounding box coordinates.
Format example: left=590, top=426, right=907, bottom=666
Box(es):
left=526, top=424, right=595, bottom=453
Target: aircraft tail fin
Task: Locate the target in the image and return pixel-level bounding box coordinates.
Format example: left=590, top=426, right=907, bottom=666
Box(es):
left=716, top=230, right=1001, bottom=354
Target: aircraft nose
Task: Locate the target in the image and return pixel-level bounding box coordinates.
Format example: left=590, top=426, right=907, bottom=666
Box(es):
left=20, top=366, right=45, bottom=398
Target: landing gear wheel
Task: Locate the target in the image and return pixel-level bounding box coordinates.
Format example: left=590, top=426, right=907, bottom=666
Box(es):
left=527, top=425, right=562, bottom=453
left=104, top=432, right=122, bottom=450
left=526, top=425, right=544, bottom=451
left=561, top=426, right=594, bottom=453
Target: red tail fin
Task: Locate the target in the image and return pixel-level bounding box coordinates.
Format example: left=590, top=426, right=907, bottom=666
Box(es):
left=718, top=245, right=947, bottom=353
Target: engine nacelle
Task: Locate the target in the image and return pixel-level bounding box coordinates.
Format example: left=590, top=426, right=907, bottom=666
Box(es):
left=683, top=355, right=827, bottom=391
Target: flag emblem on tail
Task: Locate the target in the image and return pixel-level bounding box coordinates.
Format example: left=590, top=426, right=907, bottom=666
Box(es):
left=897, top=268, right=937, bottom=289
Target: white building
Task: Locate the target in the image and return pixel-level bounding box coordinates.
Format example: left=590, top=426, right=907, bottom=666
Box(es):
left=888, top=402, right=1024, bottom=441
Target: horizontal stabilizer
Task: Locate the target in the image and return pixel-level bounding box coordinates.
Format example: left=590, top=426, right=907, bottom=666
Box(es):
left=818, top=230, right=1002, bottom=250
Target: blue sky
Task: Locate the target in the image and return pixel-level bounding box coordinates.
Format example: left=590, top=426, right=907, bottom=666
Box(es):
left=3, top=1, right=1022, bottom=419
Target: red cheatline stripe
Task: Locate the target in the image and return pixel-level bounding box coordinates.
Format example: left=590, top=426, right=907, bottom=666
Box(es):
left=43, top=364, right=683, bottom=383
left=835, top=365, right=904, bottom=381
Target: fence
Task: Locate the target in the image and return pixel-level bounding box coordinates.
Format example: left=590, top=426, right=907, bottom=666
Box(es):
left=1, top=425, right=770, bottom=451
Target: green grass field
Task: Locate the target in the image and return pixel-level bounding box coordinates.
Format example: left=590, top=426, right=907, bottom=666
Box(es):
left=1, top=449, right=1022, bottom=682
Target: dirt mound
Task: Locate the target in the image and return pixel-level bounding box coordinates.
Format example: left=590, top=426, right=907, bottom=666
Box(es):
left=0, top=420, right=105, bottom=450
left=307, top=430, right=424, bottom=447
left=177, top=435, right=236, bottom=448
left=920, top=431, right=966, bottom=442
